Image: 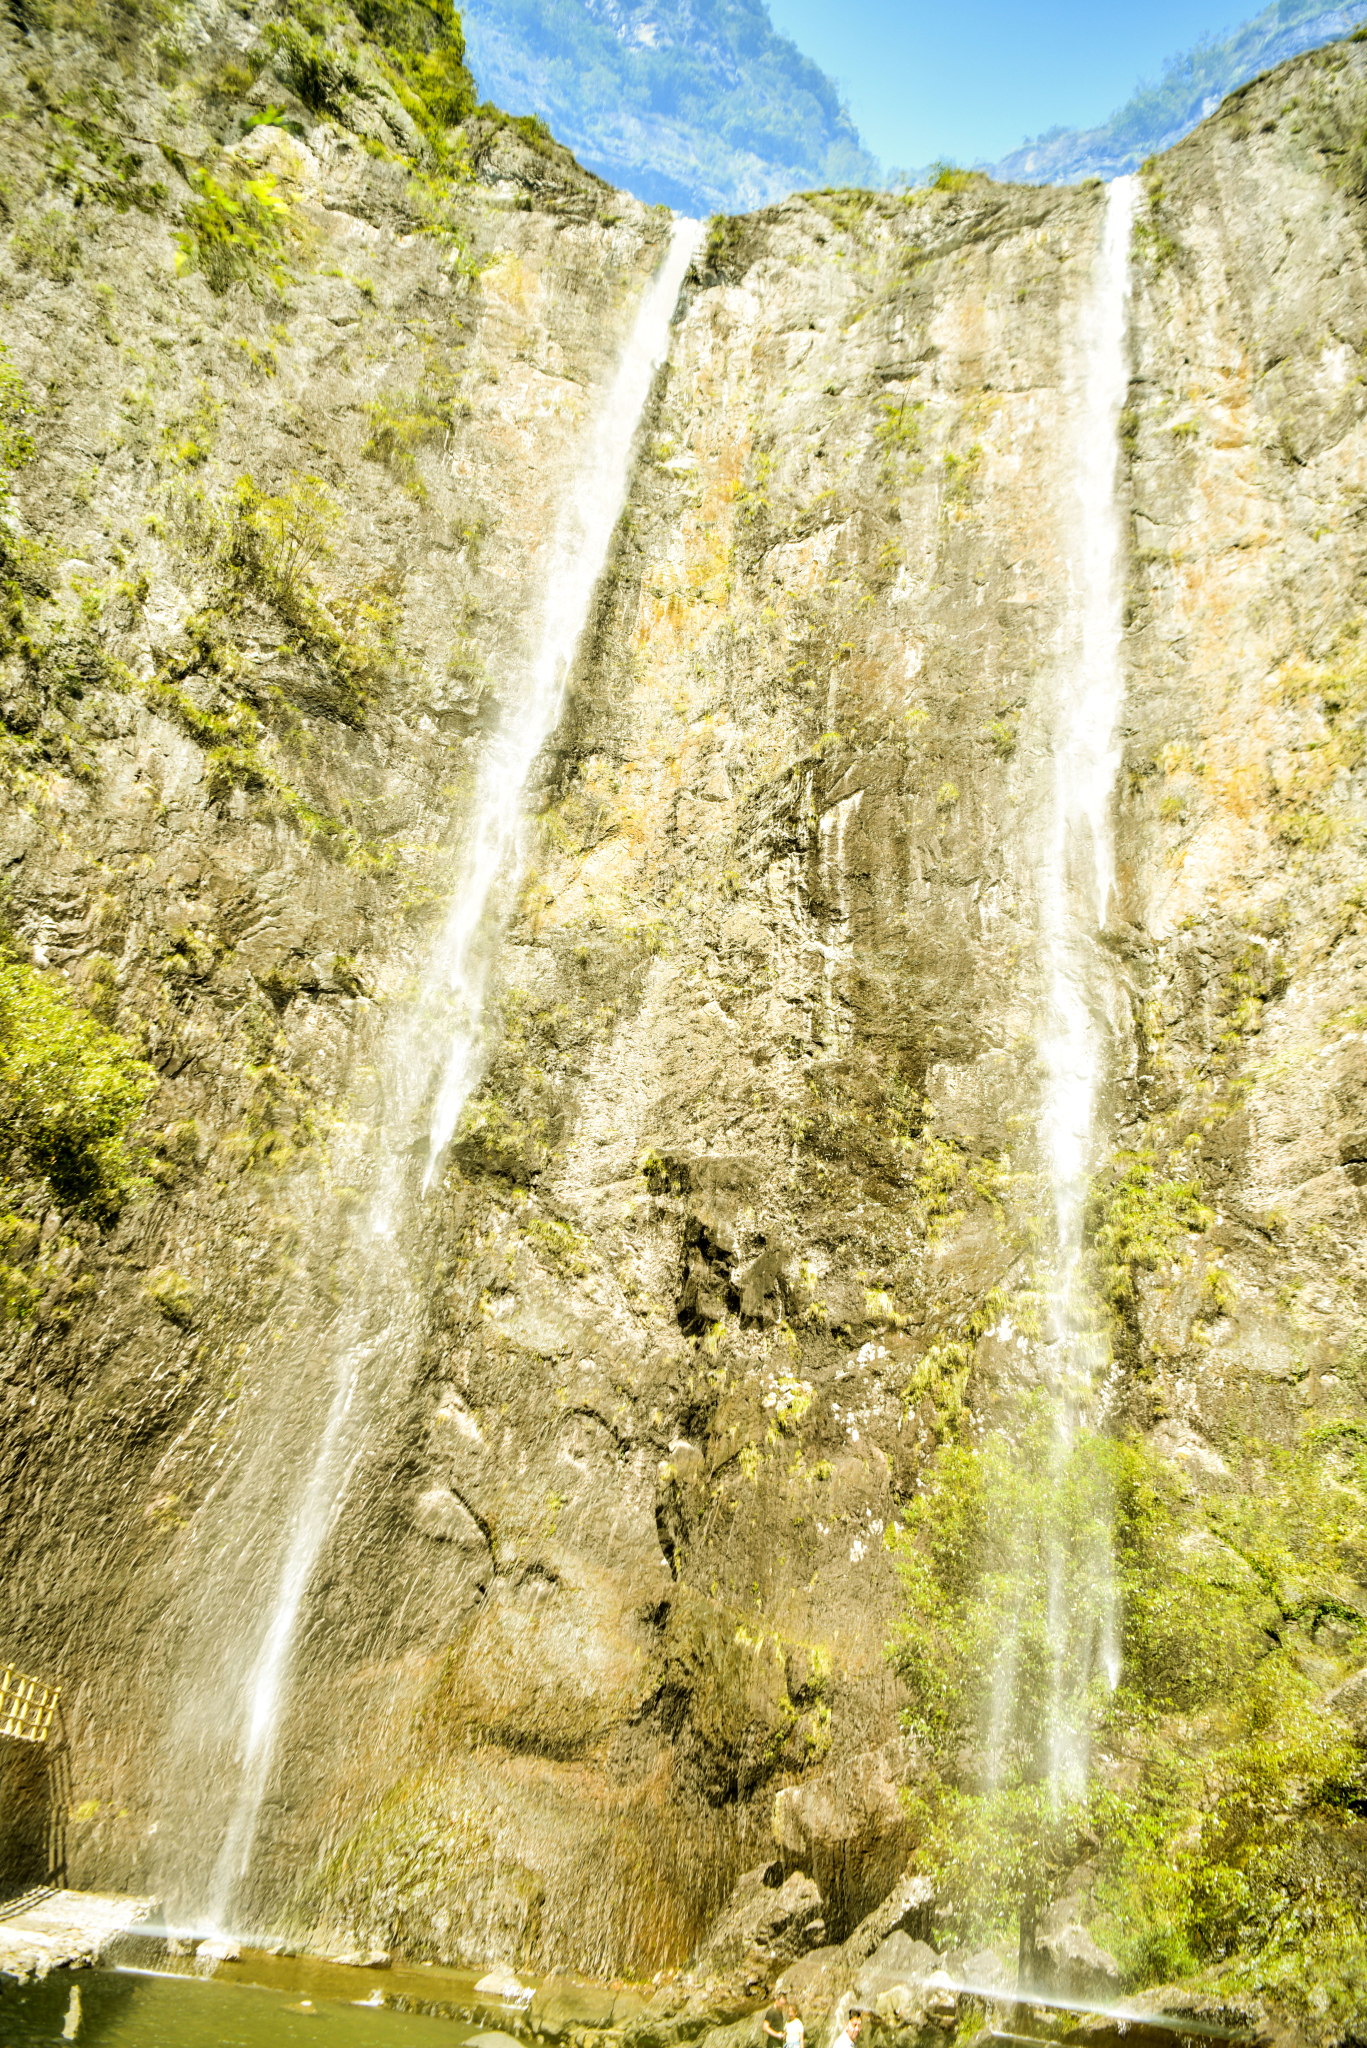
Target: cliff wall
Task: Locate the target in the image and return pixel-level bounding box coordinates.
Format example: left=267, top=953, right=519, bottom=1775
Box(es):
left=2, top=0, right=1367, bottom=2009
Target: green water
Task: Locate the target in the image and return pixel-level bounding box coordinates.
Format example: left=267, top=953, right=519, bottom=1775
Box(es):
left=0, top=1968, right=483, bottom=2045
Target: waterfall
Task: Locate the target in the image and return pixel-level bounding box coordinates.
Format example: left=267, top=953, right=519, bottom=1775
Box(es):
left=982, top=178, right=1136, bottom=1832
left=1034, top=175, right=1136, bottom=1802
left=423, top=218, right=704, bottom=1183
left=190, top=216, right=700, bottom=1934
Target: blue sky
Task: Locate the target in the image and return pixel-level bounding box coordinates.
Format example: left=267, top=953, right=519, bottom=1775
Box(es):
left=763, top=0, right=1247, bottom=167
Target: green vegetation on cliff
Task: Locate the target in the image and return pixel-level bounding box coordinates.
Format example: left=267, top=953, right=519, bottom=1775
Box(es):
left=889, top=1412, right=1367, bottom=2024
left=0, top=956, right=155, bottom=1222
left=0, top=942, right=156, bottom=1319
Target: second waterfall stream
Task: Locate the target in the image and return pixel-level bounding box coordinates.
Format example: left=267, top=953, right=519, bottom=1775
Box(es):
left=985, top=176, right=1138, bottom=1828
left=179, top=217, right=702, bottom=1935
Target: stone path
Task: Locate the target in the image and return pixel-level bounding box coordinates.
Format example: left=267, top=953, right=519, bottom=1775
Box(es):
left=0, top=1887, right=158, bottom=1983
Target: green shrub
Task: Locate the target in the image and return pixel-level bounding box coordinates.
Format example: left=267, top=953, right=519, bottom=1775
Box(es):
left=0, top=342, right=36, bottom=491
left=873, top=393, right=924, bottom=484
left=703, top=213, right=746, bottom=275
left=144, top=1266, right=197, bottom=1324
left=362, top=389, right=451, bottom=496
left=889, top=1412, right=1367, bottom=2011
left=49, top=107, right=167, bottom=213
left=942, top=441, right=983, bottom=507
left=11, top=208, right=82, bottom=283
left=263, top=21, right=360, bottom=115
left=174, top=167, right=295, bottom=294
left=929, top=161, right=981, bottom=193
left=1085, top=1144, right=1212, bottom=1313
left=226, top=471, right=338, bottom=596
left=202, top=54, right=264, bottom=100
left=353, top=0, right=482, bottom=145
left=0, top=958, right=155, bottom=1218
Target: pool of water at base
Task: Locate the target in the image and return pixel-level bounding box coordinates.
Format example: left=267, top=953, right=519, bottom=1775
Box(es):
left=0, top=1965, right=493, bottom=2045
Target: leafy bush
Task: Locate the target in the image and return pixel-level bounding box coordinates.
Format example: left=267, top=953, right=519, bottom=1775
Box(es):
left=11, top=208, right=82, bottom=284
left=888, top=1411, right=1367, bottom=2013
left=362, top=389, right=452, bottom=496
left=0, top=342, right=42, bottom=659
left=226, top=472, right=338, bottom=595
left=926, top=162, right=985, bottom=193
left=0, top=342, right=36, bottom=491
left=874, top=393, right=924, bottom=483
left=1085, top=1144, right=1213, bottom=1313
left=263, top=20, right=361, bottom=115
left=222, top=473, right=399, bottom=724
left=0, top=958, right=155, bottom=1219
left=174, top=167, right=294, bottom=294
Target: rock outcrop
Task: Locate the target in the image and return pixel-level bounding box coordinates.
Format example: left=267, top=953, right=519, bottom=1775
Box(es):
left=685, top=1864, right=825, bottom=1983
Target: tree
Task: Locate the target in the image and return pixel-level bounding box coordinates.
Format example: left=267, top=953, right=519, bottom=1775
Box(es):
left=887, top=1403, right=1121, bottom=1971
left=886, top=1403, right=1366, bottom=2005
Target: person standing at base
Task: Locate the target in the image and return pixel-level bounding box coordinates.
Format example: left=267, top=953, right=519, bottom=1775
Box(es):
left=762, top=2000, right=785, bottom=2048
left=835, top=2010, right=867, bottom=2048
left=784, top=1996, right=805, bottom=2048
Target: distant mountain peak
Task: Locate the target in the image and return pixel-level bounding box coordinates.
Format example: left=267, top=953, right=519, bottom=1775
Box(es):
left=987, top=0, right=1367, bottom=184
left=459, top=0, right=879, bottom=214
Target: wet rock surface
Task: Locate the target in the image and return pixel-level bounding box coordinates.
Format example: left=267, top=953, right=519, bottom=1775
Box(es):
left=0, top=1889, right=158, bottom=1985
left=1, top=0, right=1367, bottom=2029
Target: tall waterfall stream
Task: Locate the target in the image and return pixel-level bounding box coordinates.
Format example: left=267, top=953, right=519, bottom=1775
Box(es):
left=186, top=219, right=701, bottom=1936
left=982, top=177, right=1136, bottom=1827
left=1033, top=174, right=1136, bottom=1803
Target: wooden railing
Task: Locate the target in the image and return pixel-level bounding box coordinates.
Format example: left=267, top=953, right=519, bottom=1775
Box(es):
left=0, top=1664, right=60, bottom=1744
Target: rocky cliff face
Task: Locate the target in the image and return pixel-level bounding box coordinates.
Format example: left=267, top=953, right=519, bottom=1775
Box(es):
left=4, top=0, right=1367, bottom=2020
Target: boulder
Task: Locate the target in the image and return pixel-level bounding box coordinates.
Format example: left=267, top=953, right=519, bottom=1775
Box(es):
left=774, top=1945, right=846, bottom=2021
left=1128, top=1986, right=1310, bottom=2048
left=939, top=1947, right=1009, bottom=1991
left=776, top=1873, right=941, bottom=2025
left=1029, top=1861, right=1119, bottom=2001
left=922, top=1970, right=960, bottom=2020
left=1032, top=1913, right=1120, bottom=2001
left=620, top=1991, right=760, bottom=2048
left=530, top=1974, right=621, bottom=2035
left=772, top=1746, right=915, bottom=1936
left=839, top=1874, right=936, bottom=1964
left=474, top=1965, right=533, bottom=2003
left=193, top=1933, right=239, bottom=1966
left=687, top=1867, right=825, bottom=1980
left=854, top=1930, right=938, bottom=2003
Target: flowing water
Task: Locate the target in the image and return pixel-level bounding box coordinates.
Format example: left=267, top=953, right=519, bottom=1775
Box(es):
left=1034, top=173, right=1136, bottom=1801
left=0, top=1967, right=477, bottom=2046
left=986, top=177, right=1136, bottom=1810
left=154, top=216, right=700, bottom=1937
left=422, top=218, right=704, bottom=1181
